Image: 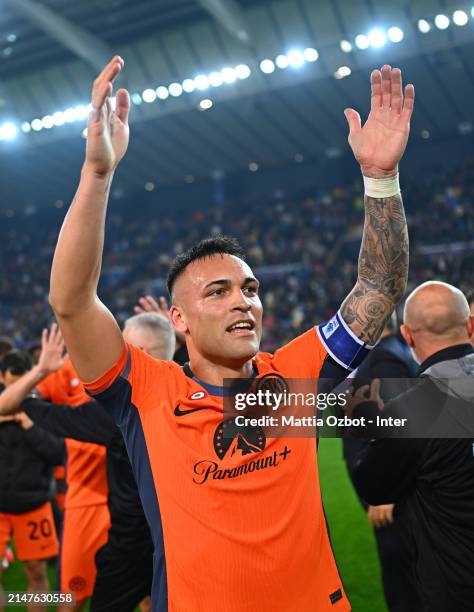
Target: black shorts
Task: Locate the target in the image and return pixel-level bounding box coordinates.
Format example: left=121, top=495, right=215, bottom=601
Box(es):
left=90, top=538, right=153, bottom=612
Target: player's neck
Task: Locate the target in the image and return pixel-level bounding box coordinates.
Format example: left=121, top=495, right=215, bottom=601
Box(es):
left=188, top=357, right=254, bottom=386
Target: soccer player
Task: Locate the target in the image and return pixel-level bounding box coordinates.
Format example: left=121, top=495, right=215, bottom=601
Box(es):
left=0, top=351, right=64, bottom=612
left=49, top=58, right=413, bottom=610
left=0, top=314, right=175, bottom=612
left=33, top=331, right=110, bottom=611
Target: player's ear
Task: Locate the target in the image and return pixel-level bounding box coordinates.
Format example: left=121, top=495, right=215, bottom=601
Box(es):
left=169, top=305, right=188, bottom=334
left=400, top=324, right=414, bottom=348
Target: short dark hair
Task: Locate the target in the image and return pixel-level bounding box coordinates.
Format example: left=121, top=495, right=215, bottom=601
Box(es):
left=0, top=336, right=14, bottom=358
left=465, top=289, right=474, bottom=306
left=167, top=235, right=246, bottom=296
left=0, top=350, right=33, bottom=376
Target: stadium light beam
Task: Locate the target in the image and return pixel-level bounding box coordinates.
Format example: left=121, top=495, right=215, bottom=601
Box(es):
left=387, top=27, right=404, bottom=43
left=368, top=29, right=387, bottom=47
left=195, top=74, right=210, bottom=90
left=434, top=14, right=450, bottom=29
left=355, top=34, right=370, bottom=49
left=417, top=19, right=431, bottom=33
left=208, top=72, right=223, bottom=87
left=275, top=54, right=289, bottom=69
left=340, top=40, right=353, bottom=53
left=235, top=64, right=251, bottom=79
left=260, top=59, right=275, bottom=74
left=287, top=49, right=305, bottom=68
left=156, top=86, right=169, bottom=100
left=0, top=122, right=17, bottom=140
left=168, top=83, right=183, bottom=97
left=303, top=47, right=318, bottom=62
left=453, top=10, right=468, bottom=26
left=142, top=88, right=157, bottom=103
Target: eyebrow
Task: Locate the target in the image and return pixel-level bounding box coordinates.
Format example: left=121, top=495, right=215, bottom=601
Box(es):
left=203, top=277, right=259, bottom=290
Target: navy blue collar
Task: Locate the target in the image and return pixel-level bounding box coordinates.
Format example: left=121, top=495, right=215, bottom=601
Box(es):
left=182, top=362, right=257, bottom=397
left=417, top=343, right=473, bottom=376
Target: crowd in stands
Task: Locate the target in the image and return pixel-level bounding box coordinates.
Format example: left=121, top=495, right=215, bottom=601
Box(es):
left=1, top=157, right=473, bottom=352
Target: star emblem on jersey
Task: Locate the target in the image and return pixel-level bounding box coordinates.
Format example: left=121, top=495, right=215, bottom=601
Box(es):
left=214, top=418, right=266, bottom=460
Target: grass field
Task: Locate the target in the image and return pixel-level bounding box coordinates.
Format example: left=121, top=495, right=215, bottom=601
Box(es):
left=3, top=438, right=386, bottom=611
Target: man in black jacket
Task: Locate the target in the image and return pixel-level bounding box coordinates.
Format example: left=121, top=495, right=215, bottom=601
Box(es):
left=0, top=350, right=65, bottom=612
left=343, top=314, right=420, bottom=612
left=350, top=281, right=474, bottom=612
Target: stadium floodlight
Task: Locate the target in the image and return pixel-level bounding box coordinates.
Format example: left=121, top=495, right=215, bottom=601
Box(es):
left=41, top=115, right=54, bottom=129
left=417, top=19, right=431, bottom=33
left=235, top=64, right=251, bottom=79
left=355, top=34, right=370, bottom=49
left=334, top=66, right=351, bottom=79
left=0, top=122, right=17, bottom=140
left=131, top=93, right=142, bottom=105
left=194, top=74, right=210, bottom=90
left=387, top=27, right=404, bottom=42
left=287, top=49, right=305, bottom=68
left=74, top=105, right=90, bottom=120
left=21, top=121, right=31, bottom=133
left=52, top=111, right=65, bottom=126
left=142, top=88, right=157, bottom=103
left=182, top=78, right=196, bottom=93
left=453, top=10, right=468, bottom=26
left=340, top=40, right=353, bottom=53
left=199, top=98, right=213, bottom=111
left=259, top=59, right=275, bottom=74
left=221, top=67, right=236, bottom=83
left=156, top=86, right=169, bottom=100
left=208, top=72, right=223, bottom=87
left=168, top=83, right=183, bottom=97
left=303, top=47, right=319, bottom=62
left=434, top=14, right=450, bottom=29
left=275, top=54, right=289, bottom=68
left=31, top=118, right=43, bottom=131
left=368, top=29, right=387, bottom=47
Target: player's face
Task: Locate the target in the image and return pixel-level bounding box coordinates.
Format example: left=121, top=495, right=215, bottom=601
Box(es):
left=173, top=255, right=263, bottom=365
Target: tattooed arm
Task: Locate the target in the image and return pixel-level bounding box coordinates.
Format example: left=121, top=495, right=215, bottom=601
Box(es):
left=341, top=65, right=414, bottom=345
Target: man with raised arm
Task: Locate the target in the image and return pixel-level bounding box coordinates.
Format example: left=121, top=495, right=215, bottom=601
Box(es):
left=49, top=57, right=413, bottom=611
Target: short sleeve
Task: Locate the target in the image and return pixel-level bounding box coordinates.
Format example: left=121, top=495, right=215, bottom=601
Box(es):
left=36, top=375, right=54, bottom=401
left=82, top=343, right=177, bottom=427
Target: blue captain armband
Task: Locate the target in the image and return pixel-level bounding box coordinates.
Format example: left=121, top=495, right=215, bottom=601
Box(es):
left=316, top=311, right=375, bottom=371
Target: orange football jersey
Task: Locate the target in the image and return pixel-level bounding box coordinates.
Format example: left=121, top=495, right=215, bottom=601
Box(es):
left=86, top=329, right=351, bottom=611
left=37, top=356, right=108, bottom=509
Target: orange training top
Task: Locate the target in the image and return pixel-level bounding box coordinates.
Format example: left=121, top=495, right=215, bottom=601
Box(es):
left=37, top=356, right=108, bottom=509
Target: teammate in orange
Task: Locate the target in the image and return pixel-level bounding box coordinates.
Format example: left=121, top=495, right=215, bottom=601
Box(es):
left=49, top=57, right=413, bottom=610
left=34, top=331, right=110, bottom=610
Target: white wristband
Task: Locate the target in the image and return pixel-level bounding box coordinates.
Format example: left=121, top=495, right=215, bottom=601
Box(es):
left=363, top=173, right=400, bottom=198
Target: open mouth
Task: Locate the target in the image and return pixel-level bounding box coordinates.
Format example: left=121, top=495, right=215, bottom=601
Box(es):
left=226, top=320, right=255, bottom=335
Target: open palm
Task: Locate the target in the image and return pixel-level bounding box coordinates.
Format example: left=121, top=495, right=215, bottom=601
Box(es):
left=86, top=56, right=130, bottom=177
left=345, top=65, right=415, bottom=178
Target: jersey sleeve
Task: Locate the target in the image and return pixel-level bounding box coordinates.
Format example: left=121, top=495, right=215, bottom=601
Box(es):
left=36, top=374, right=54, bottom=401
left=83, top=343, right=176, bottom=428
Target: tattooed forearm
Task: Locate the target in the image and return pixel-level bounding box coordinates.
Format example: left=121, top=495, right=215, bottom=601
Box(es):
left=341, top=194, right=409, bottom=345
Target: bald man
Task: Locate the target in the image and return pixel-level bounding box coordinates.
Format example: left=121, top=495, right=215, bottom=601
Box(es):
left=350, top=281, right=474, bottom=612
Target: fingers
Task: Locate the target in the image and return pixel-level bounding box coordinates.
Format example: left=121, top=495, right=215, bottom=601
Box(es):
left=115, top=89, right=130, bottom=125
left=370, top=69, right=382, bottom=110
left=370, top=378, right=381, bottom=401
left=91, top=56, right=124, bottom=114
left=136, top=296, right=161, bottom=313
left=381, top=64, right=392, bottom=108
left=41, top=328, right=48, bottom=350
left=354, top=384, right=370, bottom=399
left=344, top=108, right=362, bottom=135
left=401, top=83, right=415, bottom=121
left=390, top=68, right=403, bottom=114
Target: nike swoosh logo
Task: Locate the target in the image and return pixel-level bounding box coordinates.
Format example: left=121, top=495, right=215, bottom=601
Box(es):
left=174, top=404, right=214, bottom=417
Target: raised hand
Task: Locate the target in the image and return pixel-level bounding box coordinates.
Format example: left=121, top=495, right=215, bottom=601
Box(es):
left=85, top=56, right=130, bottom=177
left=134, top=295, right=169, bottom=317
left=37, top=323, right=65, bottom=375
left=344, top=65, right=415, bottom=178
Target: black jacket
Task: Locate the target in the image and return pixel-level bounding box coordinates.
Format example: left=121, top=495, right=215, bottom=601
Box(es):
left=353, top=344, right=474, bottom=611
left=21, top=397, right=151, bottom=554
left=0, top=420, right=65, bottom=513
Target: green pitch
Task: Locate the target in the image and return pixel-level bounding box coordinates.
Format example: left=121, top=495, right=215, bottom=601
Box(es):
left=3, top=438, right=386, bottom=611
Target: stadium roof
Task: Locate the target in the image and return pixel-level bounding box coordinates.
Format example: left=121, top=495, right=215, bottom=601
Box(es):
left=0, top=0, right=473, bottom=208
